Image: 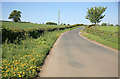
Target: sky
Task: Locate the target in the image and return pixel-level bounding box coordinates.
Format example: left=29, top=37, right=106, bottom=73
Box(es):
left=1, top=2, right=119, bottom=25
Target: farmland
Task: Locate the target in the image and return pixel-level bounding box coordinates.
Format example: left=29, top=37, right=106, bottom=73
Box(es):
left=2, top=21, right=78, bottom=43
left=1, top=21, right=82, bottom=78
left=81, top=26, right=119, bottom=50
left=2, top=21, right=70, bottom=30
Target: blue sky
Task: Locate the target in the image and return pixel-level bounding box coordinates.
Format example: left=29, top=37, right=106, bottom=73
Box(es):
left=2, top=2, right=118, bottom=25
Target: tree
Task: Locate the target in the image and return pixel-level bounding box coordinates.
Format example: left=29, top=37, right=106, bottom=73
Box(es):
left=109, top=24, right=113, bottom=26
left=116, top=24, right=119, bottom=26
left=67, top=24, right=70, bottom=25
left=63, top=23, right=66, bottom=25
left=8, top=10, right=21, bottom=22
left=101, top=23, right=107, bottom=26
left=86, top=6, right=107, bottom=25
left=46, top=22, right=57, bottom=25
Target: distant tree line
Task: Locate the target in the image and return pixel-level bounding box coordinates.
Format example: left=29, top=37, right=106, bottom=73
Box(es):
left=101, top=23, right=119, bottom=26
left=8, top=9, right=120, bottom=26
left=46, top=22, right=57, bottom=25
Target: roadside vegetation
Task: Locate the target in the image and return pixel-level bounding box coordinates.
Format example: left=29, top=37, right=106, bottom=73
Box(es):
left=2, top=5, right=119, bottom=78
left=2, top=21, right=82, bottom=78
left=2, top=21, right=71, bottom=29
left=80, top=6, right=119, bottom=50
left=81, top=26, right=119, bottom=50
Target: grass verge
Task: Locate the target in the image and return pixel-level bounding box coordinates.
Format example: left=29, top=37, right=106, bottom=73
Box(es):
left=80, top=26, right=119, bottom=50
left=81, top=33, right=118, bottom=50
left=2, top=26, right=81, bottom=78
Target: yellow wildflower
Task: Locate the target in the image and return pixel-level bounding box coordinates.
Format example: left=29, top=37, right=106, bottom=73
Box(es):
left=23, top=72, right=25, bottom=74
left=33, top=49, right=34, bottom=52
left=18, top=74, right=21, bottom=77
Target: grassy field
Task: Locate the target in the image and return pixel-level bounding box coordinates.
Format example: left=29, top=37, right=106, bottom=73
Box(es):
left=2, top=21, right=81, bottom=78
left=92, top=26, right=118, bottom=32
left=2, top=21, right=78, bottom=43
left=2, top=21, right=68, bottom=30
left=81, top=26, right=119, bottom=50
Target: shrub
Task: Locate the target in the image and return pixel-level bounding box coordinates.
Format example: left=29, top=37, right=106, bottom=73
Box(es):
left=116, top=24, right=120, bottom=26
left=109, top=24, right=113, bottom=26
left=2, top=24, right=81, bottom=78
left=63, top=23, right=66, bottom=25
left=87, top=24, right=95, bottom=28
left=101, top=23, right=107, bottom=26
left=46, top=22, right=57, bottom=25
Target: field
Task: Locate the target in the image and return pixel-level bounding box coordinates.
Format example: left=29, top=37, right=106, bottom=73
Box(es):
left=92, top=26, right=118, bottom=32
left=81, top=26, right=119, bottom=50
left=2, top=21, right=78, bottom=44
left=1, top=21, right=81, bottom=78
left=2, top=21, right=69, bottom=30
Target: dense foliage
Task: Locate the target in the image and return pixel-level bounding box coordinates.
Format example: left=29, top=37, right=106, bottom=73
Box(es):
left=8, top=10, right=22, bottom=22
left=2, top=31, right=59, bottom=78
left=86, top=6, right=107, bottom=25
left=46, top=22, right=57, bottom=25
left=101, top=23, right=107, bottom=26
left=2, top=21, right=81, bottom=78
left=2, top=21, right=78, bottom=43
left=81, top=26, right=119, bottom=50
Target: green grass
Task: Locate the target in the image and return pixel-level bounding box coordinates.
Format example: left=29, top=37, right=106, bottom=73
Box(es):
left=0, top=47, right=1, bottom=78
left=2, top=24, right=81, bottom=78
left=81, top=33, right=118, bottom=49
left=2, top=21, right=78, bottom=43
left=91, top=26, right=118, bottom=33
left=1, top=21, right=68, bottom=30
left=81, top=26, right=119, bottom=50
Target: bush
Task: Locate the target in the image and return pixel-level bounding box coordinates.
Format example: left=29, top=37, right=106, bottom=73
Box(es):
left=109, top=24, right=113, bottom=26
left=63, top=23, right=66, bottom=25
left=46, top=22, right=57, bottom=25
left=87, top=24, right=95, bottom=28
left=101, top=23, right=107, bottom=26
left=116, top=24, right=120, bottom=26
left=2, top=24, right=81, bottom=78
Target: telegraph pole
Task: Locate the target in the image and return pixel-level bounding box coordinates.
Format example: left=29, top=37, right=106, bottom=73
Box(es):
left=58, top=10, right=60, bottom=30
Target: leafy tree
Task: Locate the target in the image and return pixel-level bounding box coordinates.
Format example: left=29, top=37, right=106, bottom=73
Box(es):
left=109, top=24, right=113, bottom=26
left=46, top=22, right=57, bottom=25
left=116, top=24, right=120, bottom=26
left=63, top=23, right=66, bottom=25
left=86, top=6, right=107, bottom=25
left=67, top=24, right=70, bottom=25
left=101, top=23, right=107, bottom=26
left=8, top=10, right=21, bottom=22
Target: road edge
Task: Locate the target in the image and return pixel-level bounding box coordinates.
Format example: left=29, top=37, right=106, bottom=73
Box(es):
left=37, top=31, right=69, bottom=78
left=79, top=32, right=118, bottom=52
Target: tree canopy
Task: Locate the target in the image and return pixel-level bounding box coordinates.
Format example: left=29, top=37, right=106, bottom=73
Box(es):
left=86, top=6, right=107, bottom=25
left=46, top=22, right=57, bottom=25
left=8, top=10, right=22, bottom=22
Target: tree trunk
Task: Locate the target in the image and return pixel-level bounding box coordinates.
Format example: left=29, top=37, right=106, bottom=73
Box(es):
left=95, top=22, right=96, bottom=26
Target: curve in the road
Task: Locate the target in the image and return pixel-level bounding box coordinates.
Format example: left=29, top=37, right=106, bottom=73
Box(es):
left=39, top=27, right=118, bottom=77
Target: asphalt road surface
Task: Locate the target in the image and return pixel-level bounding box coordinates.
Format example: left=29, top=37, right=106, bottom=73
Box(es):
left=39, top=27, right=118, bottom=77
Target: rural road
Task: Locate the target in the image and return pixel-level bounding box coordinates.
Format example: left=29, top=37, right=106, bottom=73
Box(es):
left=39, top=27, right=118, bottom=77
